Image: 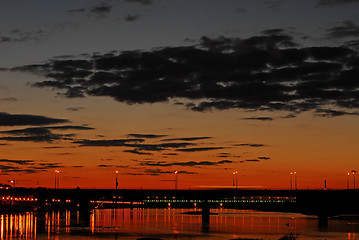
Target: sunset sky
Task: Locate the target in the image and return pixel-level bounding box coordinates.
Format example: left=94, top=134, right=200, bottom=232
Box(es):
left=1, top=0, right=359, bottom=190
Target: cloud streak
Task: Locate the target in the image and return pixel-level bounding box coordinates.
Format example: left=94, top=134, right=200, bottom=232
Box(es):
left=316, top=0, right=359, bottom=7
left=137, top=160, right=233, bottom=167
left=127, top=133, right=167, bottom=139
left=176, top=147, right=225, bottom=152
left=161, top=137, right=211, bottom=142
left=0, top=159, right=63, bottom=174
left=74, top=139, right=145, bottom=146
left=242, top=117, right=274, bottom=121
left=326, top=21, right=359, bottom=38
left=0, top=112, right=69, bottom=126
left=234, top=143, right=265, bottom=147
left=0, top=126, right=93, bottom=143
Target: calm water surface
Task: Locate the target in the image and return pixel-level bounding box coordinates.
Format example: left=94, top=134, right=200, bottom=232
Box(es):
left=1, top=208, right=358, bottom=239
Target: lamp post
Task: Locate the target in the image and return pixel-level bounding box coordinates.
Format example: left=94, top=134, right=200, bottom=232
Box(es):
left=115, top=170, right=118, bottom=190
left=294, top=172, right=297, bottom=190
left=233, top=171, right=238, bottom=190
left=347, top=172, right=350, bottom=190
left=290, top=172, right=293, bottom=190
left=324, top=178, right=327, bottom=190
left=54, top=170, right=60, bottom=189
left=57, top=170, right=60, bottom=189
left=352, top=170, right=356, bottom=189
left=232, top=171, right=235, bottom=187
left=174, top=171, right=178, bottom=190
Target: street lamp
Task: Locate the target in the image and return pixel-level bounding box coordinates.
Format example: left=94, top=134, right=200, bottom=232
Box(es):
left=294, top=172, right=297, bottom=190
left=10, top=179, right=15, bottom=188
left=174, top=171, right=178, bottom=190
left=347, top=172, right=350, bottom=190
left=290, top=172, right=293, bottom=190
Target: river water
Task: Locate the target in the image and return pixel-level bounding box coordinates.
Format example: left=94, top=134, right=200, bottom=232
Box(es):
left=0, top=208, right=358, bottom=239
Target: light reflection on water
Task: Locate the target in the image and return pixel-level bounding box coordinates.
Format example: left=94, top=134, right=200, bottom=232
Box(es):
left=0, top=209, right=358, bottom=239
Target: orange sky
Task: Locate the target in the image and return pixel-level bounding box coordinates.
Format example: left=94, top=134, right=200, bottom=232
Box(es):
left=1, top=1, right=359, bottom=190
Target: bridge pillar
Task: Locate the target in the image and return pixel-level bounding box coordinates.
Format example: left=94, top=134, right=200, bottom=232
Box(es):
left=201, top=199, right=210, bottom=233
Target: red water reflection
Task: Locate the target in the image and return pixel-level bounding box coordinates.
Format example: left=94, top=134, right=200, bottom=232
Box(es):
left=0, top=209, right=358, bottom=239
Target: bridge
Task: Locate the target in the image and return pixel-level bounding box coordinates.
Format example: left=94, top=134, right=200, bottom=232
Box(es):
left=1, top=188, right=358, bottom=218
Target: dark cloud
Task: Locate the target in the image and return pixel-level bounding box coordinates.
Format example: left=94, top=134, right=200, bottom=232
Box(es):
left=36, top=162, right=63, bottom=169
left=43, top=146, right=66, bottom=149
left=124, top=14, right=140, bottom=22
left=124, top=0, right=154, bottom=5
left=74, top=138, right=145, bottom=146
left=0, top=126, right=93, bottom=135
left=138, top=160, right=233, bottom=167
left=263, top=0, right=282, bottom=11
left=72, top=136, right=203, bottom=154
left=123, top=172, right=144, bottom=176
left=176, top=147, right=225, bottom=152
left=316, top=0, right=359, bottom=7
left=242, top=117, right=274, bottom=121
left=234, top=143, right=265, bottom=147
left=0, top=165, right=20, bottom=172
left=0, top=97, right=18, bottom=102
left=161, top=137, right=211, bottom=142
left=144, top=169, right=196, bottom=176
left=14, top=33, right=359, bottom=118
left=97, top=164, right=112, bottom=168
left=0, top=126, right=91, bottom=143
left=66, top=4, right=111, bottom=17
left=0, top=159, right=34, bottom=165
left=0, top=127, right=54, bottom=136
left=0, top=30, right=46, bottom=44
left=245, top=159, right=261, bottom=162
left=97, top=164, right=130, bottom=168
left=124, top=149, right=153, bottom=155
left=47, top=125, right=94, bottom=130
left=0, top=160, right=63, bottom=174
left=217, top=153, right=241, bottom=158
left=258, top=156, right=271, bottom=160
left=0, top=136, right=63, bottom=143
left=262, top=29, right=286, bottom=36
left=0, top=112, right=68, bottom=126
left=314, top=108, right=359, bottom=117
left=127, top=133, right=167, bottom=139
left=144, top=169, right=174, bottom=175
left=125, top=142, right=196, bottom=151
left=90, top=4, right=112, bottom=17
left=217, top=153, right=230, bottom=158
left=326, top=21, right=359, bottom=38
left=281, top=114, right=296, bottom=119
left=66, top=107, right=84, bottom=111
